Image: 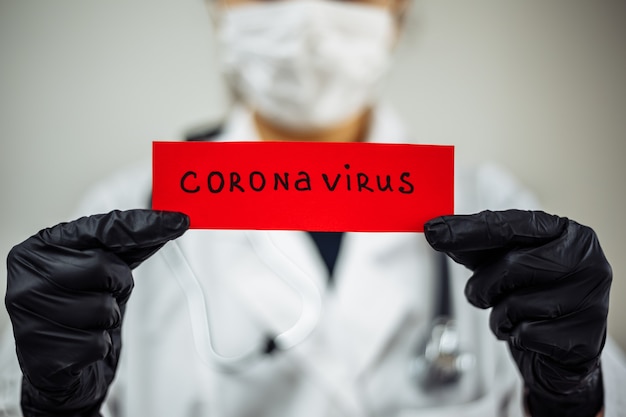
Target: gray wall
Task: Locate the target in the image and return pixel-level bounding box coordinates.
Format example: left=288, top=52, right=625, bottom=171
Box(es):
left=1, top=0, right=625, bottom=351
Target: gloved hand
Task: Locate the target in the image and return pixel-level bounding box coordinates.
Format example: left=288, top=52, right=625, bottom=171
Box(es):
left=5, top=209, right=189, bottom=417
left=424, top=210, right=611, bottom=417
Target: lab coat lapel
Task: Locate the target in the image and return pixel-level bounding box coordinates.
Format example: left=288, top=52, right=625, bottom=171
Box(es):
left=232, top=233, right=428, bottom=383
left=228, top=230, right=329, bottom=335
left=250, top=230, right=330, bottom=296
left=328, top=232, right=433, bottom=377
left=227, top=230, right=373, bottom=414
left=227, top=230, right=424, bottom=415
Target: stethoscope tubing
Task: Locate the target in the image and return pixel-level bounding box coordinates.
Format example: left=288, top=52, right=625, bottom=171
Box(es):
left=160, top=229, right=472, bottom=390
left=159, top=233, right=323, bottom=372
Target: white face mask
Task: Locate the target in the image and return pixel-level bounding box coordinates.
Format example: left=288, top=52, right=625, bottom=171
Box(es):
left=217, top=0, right=395, bottom=131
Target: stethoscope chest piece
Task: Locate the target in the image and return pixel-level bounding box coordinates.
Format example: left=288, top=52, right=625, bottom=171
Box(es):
left=408, top=317, right=476, bottom=391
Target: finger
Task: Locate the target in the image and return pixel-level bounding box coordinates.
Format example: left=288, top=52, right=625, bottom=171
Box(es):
left=424, top=210, right=567, bottom=269
left=510, top=310, right=607, bottom=367
left=35, top=209, right=189, bottom=269
left=16, top=326, right=112, bottom=389
left=14, top=290, right=123, bottom=330
left=8, top=245, right=135, bottom=296
left=464, top=222, right=609, bottom=308
left=508, top=348, right=601, bottom=396
left=465, top=244, right=569, bottom=308
left=489, top=285, right=578, bottom=339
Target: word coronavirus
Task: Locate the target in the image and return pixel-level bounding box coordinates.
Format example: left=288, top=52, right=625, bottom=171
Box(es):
left=180, top=164, right=415, bottom=194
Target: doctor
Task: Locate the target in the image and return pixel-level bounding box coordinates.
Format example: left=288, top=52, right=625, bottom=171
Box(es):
left=2, top=0, right=625, bottom=416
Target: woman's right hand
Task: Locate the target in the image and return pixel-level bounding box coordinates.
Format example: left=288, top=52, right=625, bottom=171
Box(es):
left=5, top=209, right=189, bottom=417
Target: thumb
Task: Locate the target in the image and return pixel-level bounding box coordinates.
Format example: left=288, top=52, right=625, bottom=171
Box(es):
left=38, top=209, right=190, bottom=268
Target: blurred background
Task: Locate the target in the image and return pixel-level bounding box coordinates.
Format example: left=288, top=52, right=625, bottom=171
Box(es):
left=1, top=0, right=625, bottom=350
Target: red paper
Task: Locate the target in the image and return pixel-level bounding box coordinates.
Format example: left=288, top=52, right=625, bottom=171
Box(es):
left=152, top=141, right=454, bottom=232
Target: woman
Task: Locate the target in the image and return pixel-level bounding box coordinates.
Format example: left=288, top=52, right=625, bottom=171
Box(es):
left=2, top=1, right=624, bottom=416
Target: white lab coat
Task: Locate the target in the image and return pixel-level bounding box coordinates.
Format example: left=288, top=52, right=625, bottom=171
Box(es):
left=1, top=105, right=625, bottom=417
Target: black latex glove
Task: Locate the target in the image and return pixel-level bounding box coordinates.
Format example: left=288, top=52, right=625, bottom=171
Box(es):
left=5, top=209, right=189, bottom=417
left=424, top=210, right=611, bottom=417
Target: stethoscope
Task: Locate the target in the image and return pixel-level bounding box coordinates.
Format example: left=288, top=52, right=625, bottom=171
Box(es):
left=160, top=232, right=475, bottom=390
left=159, top=232, right=322, bottom=372
left=407, top=251, right=476, bottom=390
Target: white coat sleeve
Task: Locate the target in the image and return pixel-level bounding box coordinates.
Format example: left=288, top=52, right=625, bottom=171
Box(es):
left=0, top=326, right=22, bottom=416
left=601, top=338, right=626, bottom=417
left=71, top=160, right=153, bottom=218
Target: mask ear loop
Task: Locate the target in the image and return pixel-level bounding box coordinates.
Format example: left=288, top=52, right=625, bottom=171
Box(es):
left=158, top=235, right=322, bottom=373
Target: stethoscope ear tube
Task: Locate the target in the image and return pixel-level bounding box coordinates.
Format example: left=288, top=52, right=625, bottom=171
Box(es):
left=160, top=240, right=266, bottom=372
left=245, top=231, right=323, bottom=350
left=159, top=234, right=322, bottom=373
